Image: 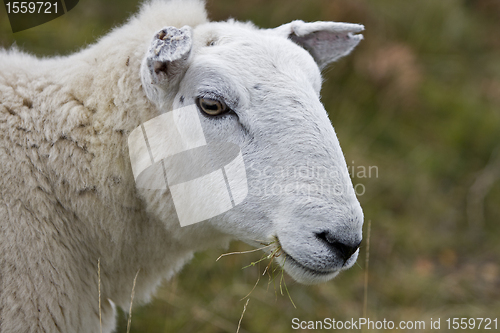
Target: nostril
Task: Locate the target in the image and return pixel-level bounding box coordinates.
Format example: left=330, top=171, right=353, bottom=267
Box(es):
left=316, top=232, right=361, bottom=263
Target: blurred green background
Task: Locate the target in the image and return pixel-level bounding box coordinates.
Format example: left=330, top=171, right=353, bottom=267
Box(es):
left=1, top=0, right=499, bottom=332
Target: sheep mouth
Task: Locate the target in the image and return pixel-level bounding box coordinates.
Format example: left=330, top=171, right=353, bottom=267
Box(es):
left=282, top=251, right=338, bottom=276
left=272, top=238, right=338, bottom=277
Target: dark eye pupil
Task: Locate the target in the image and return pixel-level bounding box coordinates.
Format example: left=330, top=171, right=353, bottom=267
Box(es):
left=202, top=101, right=220, bottom=111
left=196, top=97, right=228, bottom=116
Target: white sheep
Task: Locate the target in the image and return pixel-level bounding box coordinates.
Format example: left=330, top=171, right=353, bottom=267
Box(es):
left=0, top=0, right=364, bottom=331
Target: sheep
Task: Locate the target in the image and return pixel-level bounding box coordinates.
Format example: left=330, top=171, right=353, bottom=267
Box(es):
left=0, top=0, right=364, bottom=332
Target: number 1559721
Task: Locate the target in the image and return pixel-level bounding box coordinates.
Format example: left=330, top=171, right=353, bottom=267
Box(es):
left=5, top=2, right=58, bottom=14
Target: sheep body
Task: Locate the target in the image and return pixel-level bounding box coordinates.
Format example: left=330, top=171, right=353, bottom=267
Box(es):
left=0, top=2, right=213, bottom=332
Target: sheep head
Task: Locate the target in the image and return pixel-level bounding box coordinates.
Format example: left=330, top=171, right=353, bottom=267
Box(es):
left=137, top=19, right=364, bottom=284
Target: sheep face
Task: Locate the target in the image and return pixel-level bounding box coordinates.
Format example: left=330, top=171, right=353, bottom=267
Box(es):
left=139, top=20, right=364, bottom=284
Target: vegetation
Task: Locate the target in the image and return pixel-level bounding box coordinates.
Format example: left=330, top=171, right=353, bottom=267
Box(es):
left=1, top=0, right=499, bottom=331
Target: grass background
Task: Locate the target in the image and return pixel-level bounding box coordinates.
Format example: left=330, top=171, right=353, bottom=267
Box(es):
left=1, top=0, right=499, bottom=332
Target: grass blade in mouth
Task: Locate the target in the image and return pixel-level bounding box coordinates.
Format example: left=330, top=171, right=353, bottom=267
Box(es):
left=216, top=237, right=296, bottom=307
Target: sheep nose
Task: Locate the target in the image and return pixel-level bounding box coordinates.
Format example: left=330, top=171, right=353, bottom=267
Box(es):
left=316, top=231, right=361, bottom=263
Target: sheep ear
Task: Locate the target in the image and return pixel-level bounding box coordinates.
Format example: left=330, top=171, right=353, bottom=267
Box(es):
left=142, top=26, right=192, bottom=86
left=272, top=20, right=364, bottom=70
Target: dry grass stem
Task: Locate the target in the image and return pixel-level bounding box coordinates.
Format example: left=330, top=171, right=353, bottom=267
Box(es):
left=217, top=239, right=296, bottom=310
left=241, top=271, right=261, bottom=301
left=243, top=244, right=297, bottom=308
left=158, top=289, right=246, bottom=333
left=466, top=146, right=500, bottom=229
left=363, top=220, right=372, bottom=322
left=236, top=299, right=250, bottom=333
left=216, top=243, right=274, bottom=262
left=98, top=258, right=102, bottom=333
left=278, top=256, right=296, bottom=309
left=126, top=269, right=141, bottom=333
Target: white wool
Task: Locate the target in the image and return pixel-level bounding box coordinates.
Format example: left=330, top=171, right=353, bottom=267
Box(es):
left=0, top=0, right=364, bottom=332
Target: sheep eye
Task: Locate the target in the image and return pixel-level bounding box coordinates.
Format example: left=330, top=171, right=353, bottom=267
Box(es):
left=196, top=97, right=229, bottom=116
